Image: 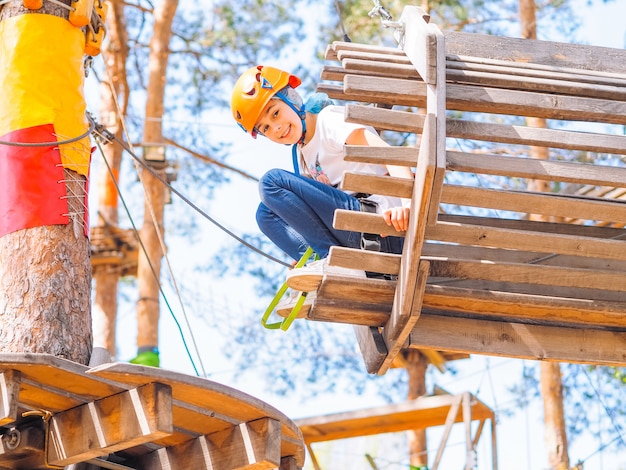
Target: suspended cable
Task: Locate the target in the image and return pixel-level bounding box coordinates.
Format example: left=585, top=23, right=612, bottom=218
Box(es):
left=0, top=117, right=95, bottom=147
left=89, top=114, right=291, bottom=268
left=94, top=136, right=201, bottom=377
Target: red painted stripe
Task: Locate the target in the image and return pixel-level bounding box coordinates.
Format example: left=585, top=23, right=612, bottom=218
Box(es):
left=0, top=124, right=69, bottom=237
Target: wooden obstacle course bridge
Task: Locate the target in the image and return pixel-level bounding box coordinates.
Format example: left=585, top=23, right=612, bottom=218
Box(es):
left=279, top=6, right=626, bottom=375
left=295, top=390, right=496, bottom=470
left=0, top=354, right=304, bottom=469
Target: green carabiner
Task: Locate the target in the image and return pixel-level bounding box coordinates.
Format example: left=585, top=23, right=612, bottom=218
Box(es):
left=261, top=247, right=317, bottom=331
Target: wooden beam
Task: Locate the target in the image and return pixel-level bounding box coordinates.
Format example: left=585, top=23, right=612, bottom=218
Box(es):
left=295, top=393, right=493, bottom=443
left=443, top=30, right=626, bottom=74
left=337, top=74, right=626, bottom=125
left=345, top=104, right=426, bottom=134
left=408, top=313, right=626, bottom=365
left=399, top=5, right=438, bottom=84
left=353, top=326, right=388, bottom=375
left=422, top=284, right=626, bottom=329
left=341, top=171, right=413, bottom=199
left=440, top=185, right=626, bottom=225
left=135, top=418, right=283, bottom=470
left=379, top=260, right=430, bottom=375
left=427, top=257, right=626, bottom=293
left=426, top=220, right=626, bottom=262
left=0, top=370, right=19, bottom=426
left=446, top=120, right=626, bottom=155
left=47, top=382, right=173, bottom=467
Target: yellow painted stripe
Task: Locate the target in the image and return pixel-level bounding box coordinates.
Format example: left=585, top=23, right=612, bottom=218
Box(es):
left=0, top=14, right=90, bottom=175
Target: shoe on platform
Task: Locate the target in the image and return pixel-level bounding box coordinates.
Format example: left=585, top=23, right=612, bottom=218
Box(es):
left=285, top=258, right=365, bottom=292
left=130, top=349, right=160, bottom=367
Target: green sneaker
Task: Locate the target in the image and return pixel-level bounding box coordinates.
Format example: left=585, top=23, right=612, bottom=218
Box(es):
left=130, top=350, right=160, bottom=367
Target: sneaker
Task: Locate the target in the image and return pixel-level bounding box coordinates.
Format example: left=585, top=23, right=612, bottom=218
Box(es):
left=285, top=258, right=365, bottom=292
left=130, top=350, right=160, bottom=367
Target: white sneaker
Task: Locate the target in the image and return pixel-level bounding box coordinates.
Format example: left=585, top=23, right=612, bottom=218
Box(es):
left=285, top=258, right=366, bottom=292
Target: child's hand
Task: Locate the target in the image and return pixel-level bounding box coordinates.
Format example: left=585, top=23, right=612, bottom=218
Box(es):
left=383, top=207, right=410, bottom=233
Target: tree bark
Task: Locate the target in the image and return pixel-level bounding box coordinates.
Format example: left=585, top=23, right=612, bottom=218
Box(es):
left=0, top=1, right=92, bottom=364
left=135, top=0, right=179, bottom=357
left=519, top=1, right=570, bottom=468
left=92, top=0, right=130, bottom=358
left=405, top=350, right=429, bottom=467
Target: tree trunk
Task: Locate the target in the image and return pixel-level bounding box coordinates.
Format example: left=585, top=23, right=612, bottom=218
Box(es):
left=541, top=362, right=570, bottom=470
left=405, top=350, right=428, bottom=467
left=519, top=1, right=570, bottom=468
left=92, top=0, right=130, bottom=358
left=0, top=2, right=92, bottom=364
left=134, top=0, right=179, bottom=364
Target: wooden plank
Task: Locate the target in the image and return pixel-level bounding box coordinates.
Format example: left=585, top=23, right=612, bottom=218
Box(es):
left=440, top=185, right=626, bottom=224
left=344, top=145, right=417, bottom=167
left=341, top=171, right=413, bottom=198
left=294, top=393, right=493, bottom=443
left=325, top=41, right=407, bottom=62
left=446, top=120, right=626, bottom=155
left=135, top=418, right=282, bottom=470
left=0, top=370, right=19, bottom=426
left=445, top=67, right=626, bottom=101
left=426, top=257, right=626, bottom=293
left=443, top=30, right=626, bottom=75
left=446, top=56, right=626, bottom=88
left=337, top=49, right=413, bottom=66
left=87, top=362, right=305, bottom=465
left=438, top=213, right=626, bottom=239
left=379, top=260, right=430, bottom=375
left=408, top=313, right=626, bottom=365
left=353, top=326, right=388, bottom=375
left=399, top=5, right=438, bottom=83
left=422, top=285, right=626, bottom=329
left=446, top=151, right=626, bottom=186
left=329, top=246, right=401, bottom=276
left=47, top=382, right=173, bottom=466
left=426, top=220, right=626, bottom=262
left=345, top=104, right=425, bottom=134
left=334, top=209, right=405, bottom=237
left=339, top=75, right=626, bottom=125
left=342, top=57, right=421, bottom=80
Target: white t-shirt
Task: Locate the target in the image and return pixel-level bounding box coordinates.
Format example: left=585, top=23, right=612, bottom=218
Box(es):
left=298, top=105, right=403, bottom=213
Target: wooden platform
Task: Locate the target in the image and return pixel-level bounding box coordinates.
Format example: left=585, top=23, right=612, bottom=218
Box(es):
left=295, top=392, right=496, bottom=470
left=0, top=353, right=304, bottom=469
left=278, top=6, right=626, bottom=374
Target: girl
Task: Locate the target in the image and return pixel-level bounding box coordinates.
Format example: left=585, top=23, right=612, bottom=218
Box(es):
left=231, top=65, right=412, bottom=291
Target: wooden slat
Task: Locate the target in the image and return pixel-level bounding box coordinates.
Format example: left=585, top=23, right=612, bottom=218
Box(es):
left=325, top=41, right=408, bottom=62
left=408, top=313, right=626, bottom=365
left=338, top=74, right=626, bottom=125
left=295, top=393, right=493, bottom=443
left=135, top=418, right=282, bottom=470
left=423, top=285, right=626, bottom=329
left=443, top=30, right=626, bottom=75
left=353, top=326, right=388, bottom=375
left=0, top=370, right=20, bottom=426
left=426, top=221, right=626, bottom=262
left=344, top=145, right=417, bottom=167
left=426, top=257, right=626, bottom=293
left=329, top=246, right=401, bottom=276
left=47, top=382, right=173, bottom=467
left=344, top=104, right=425, bottom=134
left=342, top=171, right=413, bottom=199
left=399, top=5, right=438, bottom=84
left=441, top=185, right=626, bottom=224
left=446, top=120, right=626, bottom=155
left=379, top=260, right=430, bottom=375
left=334, top=209, right=404, bottom=238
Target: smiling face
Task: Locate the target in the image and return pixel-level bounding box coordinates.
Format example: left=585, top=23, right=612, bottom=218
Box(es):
left=254, top=98, right=303, bottom=145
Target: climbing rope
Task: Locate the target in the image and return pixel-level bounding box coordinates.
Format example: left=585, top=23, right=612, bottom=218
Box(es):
left=0, top=117, right=95, bottom=147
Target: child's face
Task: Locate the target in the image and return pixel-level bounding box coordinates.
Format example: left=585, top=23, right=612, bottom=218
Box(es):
left=254, top=99, right=303, bottom=145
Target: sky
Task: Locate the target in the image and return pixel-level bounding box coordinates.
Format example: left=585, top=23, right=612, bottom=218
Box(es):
left=85, top=1, right=626, bottom=469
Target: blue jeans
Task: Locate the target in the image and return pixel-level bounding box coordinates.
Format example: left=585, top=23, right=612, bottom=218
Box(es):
left=256, top=168, right=404, bottom=261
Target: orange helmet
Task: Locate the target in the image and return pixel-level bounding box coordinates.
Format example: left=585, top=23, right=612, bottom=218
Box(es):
left=231, top=65, right=302, bottom=138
